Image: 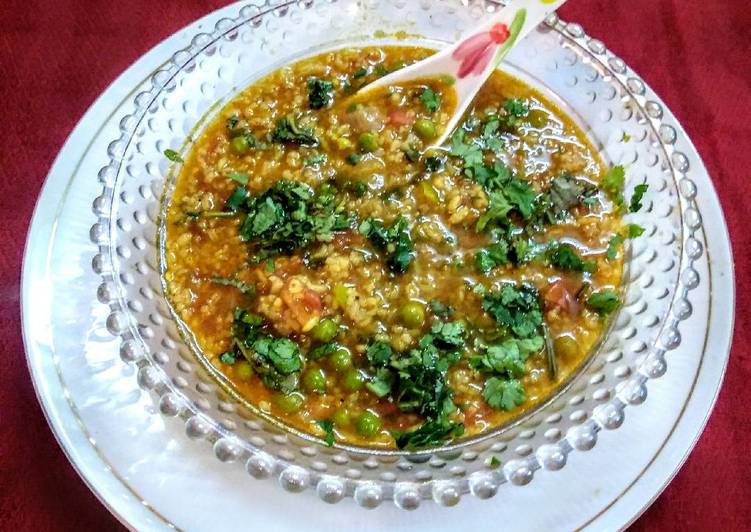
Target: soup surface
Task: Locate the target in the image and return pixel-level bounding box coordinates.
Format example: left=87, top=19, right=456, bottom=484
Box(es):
left=165, top=46, right=637, bottom=449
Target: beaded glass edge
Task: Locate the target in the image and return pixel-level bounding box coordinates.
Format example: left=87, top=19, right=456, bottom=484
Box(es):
left=89, top=0, right=704, bottom=509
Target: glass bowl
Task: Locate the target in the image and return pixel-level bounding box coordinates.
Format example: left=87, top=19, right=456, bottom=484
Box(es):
left=91, top=0, right=704, bottom=509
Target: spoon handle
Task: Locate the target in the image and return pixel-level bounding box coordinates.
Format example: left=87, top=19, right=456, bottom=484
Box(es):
left=433, top=0, right=568, bottom=145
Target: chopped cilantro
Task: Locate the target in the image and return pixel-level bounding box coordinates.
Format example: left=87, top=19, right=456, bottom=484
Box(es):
left=546, top=243, right=597, bottom=273
left=352, top=66, right=369, bottom=79
left=419, top=87, right=441, bottom=113
left=238, top=180, right=350, bottom=259
left=359, top=216, right=414, bottom=273
left=424, top=156, right=445, bottom=172
left=308, top=342, right=339, bottom=360
left=430, top=321, right=466, bottom=349
left=483, top=377, right=525, bottom=411
left=366, top=341, right=394, bottom=367
left=606, top=234, right=624, bottom=260
left=265, top=258, right=275, bottom=272
left=403, top=145, right=420, bottom=163
left=392, top=417, right=464, bottom=451
left=627, top=223, right=645, bottom=238
left=601, top=165, right=626, bottom=209
left=346, top=153, right=362, bottom=165
left=470, top=336, right=543, bottom=378
left=501, top=98, right=529, bottom=128
left=271, top=115, right=318, bottom=146
left=475, top=241, right=510, bottom=273
left=304, top=153, right=327, bottom=167
left=587, top=289, right=620, bottom=315
left=210, top=276, right=255, bottom=296
left=307, top=77, right=334, bottom=110
left=629, top=182, right=649, bottom=212
left=228, top=171, right=249, bottom=185
left=219, top=352, right=236, bottom=365
left=164, top=149, right=183, bottom=163
left=317, top=419, right=335, bottom=447
left=230, top=309, right=301, bottom=392
left=225, top=187, right=249, bottom=211
left=489, top=456, right=502, bottom=468
left=428, top=299, right=454, bottom=318
left=482, top=284, right=543, bottom=339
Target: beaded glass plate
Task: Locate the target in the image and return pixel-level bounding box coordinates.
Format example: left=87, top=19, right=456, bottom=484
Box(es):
left=90, top=0, right=705, bottom=509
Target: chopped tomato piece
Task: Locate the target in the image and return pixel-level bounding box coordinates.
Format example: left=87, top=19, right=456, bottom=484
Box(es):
left=543, top=278, right=581, bottom=315
left=388, top=108, right=415, bottom=126
left=302, top=288, right=323, bottom=312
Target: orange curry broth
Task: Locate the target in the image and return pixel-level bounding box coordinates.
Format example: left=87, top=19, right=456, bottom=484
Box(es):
left=164, top=46, right=623, bottom=448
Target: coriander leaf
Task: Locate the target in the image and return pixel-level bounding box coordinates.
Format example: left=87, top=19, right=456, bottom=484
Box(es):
left=164, top=149, right=183, bottom=163
left=482, top=284, right=543, bottom=339
left=546, top=242, right=597, bottom=273
left=601, top=165, right=625, bottom=208
left=424, top=155, right=445, bottom=172
left=231, top=309, right=301, bottom=393
left=346, top=153, right=361, bottom=165
left=483, top=377, right=525, bottom=410
left=317, top=419, right=335, bottom=447
left=228, top=171, right=249, bottom=185
left=366, top=341, right=394, bottom=367
left=586, top=289, right=620, bottom=315
left=254, top=337, right=302, bottom=375
left=501, top=98, right=529, bottom=128
left=428, top=299, right=454, bottom=318
left=211, top=276, right=255, bottom=296
left=308, top=342, right=339, bottom=360
left=239, top=180, right=350, bottom=258
left=271, top=115, right=318, bottom=146
left=366, top=368, right=394, bottom=398
left=304, top=153, right=327, bottom=167
left=449, top=129, right=483, bottom=168
left=629, top=183, right=648, bottom=212
left=419, top=87, right=441, bottom=113
left=475, top=241, right=510, bottom=273
left=472, top=336, right=543, bottom=378
left=392, top=416, right=464, bottom=450
left=352, top=66, right=369, bottom=79
left=626, top=223, right=645, bottom=238
left=429, top=321, right=466, bottom=349
left=359, top=216, right=414, bottom=274
left=225, top=187, right=249, bottom=211
left=219, top=352, right=236, bottom=365
left=307, top=77, right=334, bottom=110
left=606, top=234, right=625, bottom=261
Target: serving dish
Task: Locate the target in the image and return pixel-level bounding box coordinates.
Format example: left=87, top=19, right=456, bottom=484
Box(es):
left=27, top=0, right=728, bottom=515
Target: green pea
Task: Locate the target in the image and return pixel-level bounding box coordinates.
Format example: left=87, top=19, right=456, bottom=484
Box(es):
left=302, top=368, right=327, bottom=393
left=413, top=118, right=437, bottom=140
left=342, top=368, right=364, bottom=391
left=332, top=407, right=351, bottom=428
left=554, top=335, right=578, bottom=360
left=421, top=181, right=439, bottom=204
left=527, top=109, right=548, bottom=129
left=333, top=284, right=352, bottom=307
left=311, top=318, right=339, bottom=343
left=329, top=348, right=352, bottom=372
left=355, top=411, right=382, bottom=437
left=358, top=132, right=379, bottom=152
left=400, top=301, right=426, bottom=329
left=230, top=135, right=250, bottom=155
left=274, top=392, right=304, bottom=413
left=236, top=361, right=253, bottom=381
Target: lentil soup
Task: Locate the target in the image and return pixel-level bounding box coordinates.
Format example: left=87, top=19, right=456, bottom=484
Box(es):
left=164, top=46, right=640, bottom=450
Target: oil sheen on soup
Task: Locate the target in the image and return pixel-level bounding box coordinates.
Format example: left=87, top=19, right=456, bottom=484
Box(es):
left=164, top=46, right=636, bottom=450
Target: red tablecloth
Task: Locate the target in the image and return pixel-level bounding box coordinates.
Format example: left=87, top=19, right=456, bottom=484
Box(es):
left=1, top=1, right=748, bottom=529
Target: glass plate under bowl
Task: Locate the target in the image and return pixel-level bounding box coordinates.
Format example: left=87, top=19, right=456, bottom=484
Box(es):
left=91, top=0, right=703, bottom=509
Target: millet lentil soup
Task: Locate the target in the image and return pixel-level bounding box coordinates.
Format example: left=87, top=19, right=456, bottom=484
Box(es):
left=164, top=46, right=641, bottom=450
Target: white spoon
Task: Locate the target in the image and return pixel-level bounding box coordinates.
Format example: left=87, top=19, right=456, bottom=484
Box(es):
left=362, top=0, right=569, bottom=147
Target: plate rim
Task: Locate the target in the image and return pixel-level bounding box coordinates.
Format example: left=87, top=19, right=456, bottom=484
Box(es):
left=20, top=0, right=735, bottom=529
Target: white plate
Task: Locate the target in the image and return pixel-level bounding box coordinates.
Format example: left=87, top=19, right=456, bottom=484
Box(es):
left=22, top=1, right=734, bottom=529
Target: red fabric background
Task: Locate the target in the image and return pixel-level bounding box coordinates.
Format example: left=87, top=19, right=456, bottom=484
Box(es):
left=0, top=1, right=748, bottom=529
